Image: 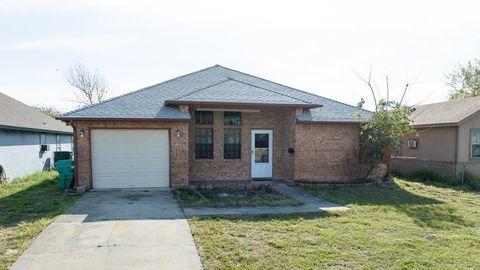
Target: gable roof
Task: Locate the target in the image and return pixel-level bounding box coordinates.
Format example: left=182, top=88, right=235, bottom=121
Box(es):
left=411, top=96, right=480, bottom=127
left=0, top=92, right=72, bottom=134
left=60, top=65, right=371, bottom=123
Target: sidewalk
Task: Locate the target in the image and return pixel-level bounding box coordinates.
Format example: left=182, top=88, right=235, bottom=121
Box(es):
left=182, top=183, right=348, bottom=217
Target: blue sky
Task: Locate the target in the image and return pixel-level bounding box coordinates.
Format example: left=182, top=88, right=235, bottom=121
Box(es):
left=0, top=0, right=479, bottom=111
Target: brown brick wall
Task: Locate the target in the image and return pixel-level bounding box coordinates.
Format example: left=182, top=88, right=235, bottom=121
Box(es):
left=71, top=114, right=368, bottom=187
left=390, top=157, right=455, bottom=177
left=188, top=110, right=296, bottom=181
left=71, top=120, right=189, bottom=188
left=294, top=123, right=361, bottom=182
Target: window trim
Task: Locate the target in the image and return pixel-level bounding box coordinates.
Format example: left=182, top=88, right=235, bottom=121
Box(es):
left=471, top=129, right=480, bottom=159
left=224, top=128, right=241, bottom=159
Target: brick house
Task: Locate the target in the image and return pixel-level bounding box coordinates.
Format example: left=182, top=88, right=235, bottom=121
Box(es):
left=391, top=96, right=480, bottom=177
left=58, top=65, right=374, bottom=189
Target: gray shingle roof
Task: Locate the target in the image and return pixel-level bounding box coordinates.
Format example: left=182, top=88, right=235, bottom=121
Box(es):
left=0, top=92, right=72, bottom=134
left=172, top=78, right=315, bottom=105
left=411, top=96, right=480, bottom=126
left=61, top=65, right=371, bottom=122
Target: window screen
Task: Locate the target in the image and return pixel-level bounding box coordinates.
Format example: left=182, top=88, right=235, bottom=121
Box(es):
left=224, top=129, right=241, bottom=159
left=195, top=128, right=213, bottom=159
left=224, top=112, right=241, bottom=125
left=195, top=111, right=213, bottom=125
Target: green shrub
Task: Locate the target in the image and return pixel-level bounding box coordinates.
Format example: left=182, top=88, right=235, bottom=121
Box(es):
left=408, top=168, right=458, bottom=185
left=403, top=168, right=480, bottom=191
left=462, top=170, right=480, bottom=190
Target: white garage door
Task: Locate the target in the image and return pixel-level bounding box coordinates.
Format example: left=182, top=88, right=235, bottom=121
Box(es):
left=91, top=129, right=170, bottom=189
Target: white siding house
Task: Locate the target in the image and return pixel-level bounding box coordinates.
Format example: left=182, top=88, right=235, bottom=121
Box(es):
left=0, top=92, right=73, bottom=181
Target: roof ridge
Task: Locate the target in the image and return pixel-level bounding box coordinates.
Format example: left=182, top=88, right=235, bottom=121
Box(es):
left=228, top=77, right=312, bottom=104
left=62, top=65, right=220, bottom=116
left=215, top=65, right=372, bottom=114
left=415, top=95, right=480, bottom=108
left=170, top=78, right=231, bottom=100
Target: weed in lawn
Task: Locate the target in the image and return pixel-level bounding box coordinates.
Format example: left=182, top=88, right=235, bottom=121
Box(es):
left=176, top=188, right=302, bottom=208
left=0, top=171, right=81, bottom=270
left=189, top=179, right=480, bottom=269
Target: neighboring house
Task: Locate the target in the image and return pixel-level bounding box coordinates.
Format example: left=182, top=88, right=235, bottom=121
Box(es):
left=0, top=92, right=73, bottom=181
left=58, top=65, right=375, bottom=189
left=391, top=96, right=480, bottom=177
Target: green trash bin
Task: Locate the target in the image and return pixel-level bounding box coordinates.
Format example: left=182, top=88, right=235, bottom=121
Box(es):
left=55, top=160, right=74, bottom=190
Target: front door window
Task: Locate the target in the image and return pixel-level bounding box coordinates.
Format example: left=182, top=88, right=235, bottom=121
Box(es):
left=254, top=133, right=269, bottom=163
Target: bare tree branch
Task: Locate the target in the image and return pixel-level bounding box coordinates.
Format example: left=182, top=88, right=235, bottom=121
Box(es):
left=354, top=68, right=378, bottom=111
left=385, top=75, right=390, bottom=103
left=65, top=63, right=108, bottom=105
left=399, top=83, right=409, bottom=105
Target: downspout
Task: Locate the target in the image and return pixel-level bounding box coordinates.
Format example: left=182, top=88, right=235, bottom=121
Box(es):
left=454, top=125, right=458, bottom=177
left=72, top=122, right=79, bottom=188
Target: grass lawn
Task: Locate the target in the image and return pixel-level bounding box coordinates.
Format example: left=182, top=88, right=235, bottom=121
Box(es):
left=176, top=188, right=302, bottom=208
left=189, top=179, right=480, bottom=269
left=0, top=171, right=81, bottom=270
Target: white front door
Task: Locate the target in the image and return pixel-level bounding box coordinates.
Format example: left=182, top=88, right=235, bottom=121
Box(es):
left=251, top=129, right=273, bottom=178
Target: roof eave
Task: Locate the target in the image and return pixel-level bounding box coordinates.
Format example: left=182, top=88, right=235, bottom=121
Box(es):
left=164, top=100, right=322, bottom=109
left=296, top=120, right=363, bottom=125
left=0, top=124, right=73, bottom=135
left=411, top=122, right=459, bottom=128
left=56, top=116, right=191, bottom=122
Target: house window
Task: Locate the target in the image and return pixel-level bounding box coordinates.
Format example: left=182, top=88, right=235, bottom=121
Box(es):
left=224, top=129, right=241, bottom=159
left=56, top=135, right=61, bottom=151
left=195, top=111, right=213, bottom=125
left=224, top=112, right=241, bottom=125
left=195, top=128, right=213, bottom=159
left=471, top=129, right=480, bottom=158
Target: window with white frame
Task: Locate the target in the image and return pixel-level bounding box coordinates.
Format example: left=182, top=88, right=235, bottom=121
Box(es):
left=56, top=135, right=61, bottom=151
left=471, top=129, right=480, bottom=158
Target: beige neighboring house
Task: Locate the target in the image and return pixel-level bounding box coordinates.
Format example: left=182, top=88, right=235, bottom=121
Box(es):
left=391, top=96, right=480, bottom=177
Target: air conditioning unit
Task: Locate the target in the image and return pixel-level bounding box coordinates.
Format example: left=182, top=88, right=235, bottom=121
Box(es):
left=40, top=144, right=49, bottom=152
left=407, top=139, right=418, bottom=149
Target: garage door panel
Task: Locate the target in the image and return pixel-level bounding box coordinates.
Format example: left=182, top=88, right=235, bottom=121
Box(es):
left=91, top=129, right=170, bottom=189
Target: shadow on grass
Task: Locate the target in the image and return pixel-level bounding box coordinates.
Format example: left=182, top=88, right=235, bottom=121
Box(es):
left=190, top=210, right=337, bottom=223
left=0, top=173, right=75, bottom=228
left=302, top=181, right=474, bottom=229
left=190, top=181, right=475, bottom=230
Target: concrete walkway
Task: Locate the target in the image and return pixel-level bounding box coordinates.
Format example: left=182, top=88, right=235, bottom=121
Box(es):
left=11, top=190, right=202, bottom=270
left=183, top=183, right=348, bottom=217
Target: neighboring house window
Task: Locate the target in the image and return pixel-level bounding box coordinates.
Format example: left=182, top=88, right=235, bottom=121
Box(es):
left=224, top=128, right=241, bottom=159
left=471, top=129, right=480, bottom=158
left=195, top=111, right=213, bottom=125
left=40, top=133, right=46, bottom=144
left=195, top=128, right=213, bottom=159
left=224, top=111, right=241, bottom=125
left=56, top=135, right=61, bottom=151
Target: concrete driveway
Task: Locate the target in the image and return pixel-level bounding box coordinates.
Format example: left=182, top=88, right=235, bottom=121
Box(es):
left=11, top=190, right=202, bottom=270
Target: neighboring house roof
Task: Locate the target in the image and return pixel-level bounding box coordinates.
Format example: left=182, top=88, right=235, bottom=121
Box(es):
left=60, top=65, right=372, bottom=123
left=0, top=92, right=72, bottom=134
left=411, top=96, right=480, bottom=127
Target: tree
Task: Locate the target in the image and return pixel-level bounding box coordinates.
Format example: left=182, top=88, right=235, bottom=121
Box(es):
left=446, top=59, right=480, bottom=100
left=33, top=105, right=61, bottom=118
left=354, top=70, right=416, bottom=178
left=65, top=63, right=108, bottom=105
